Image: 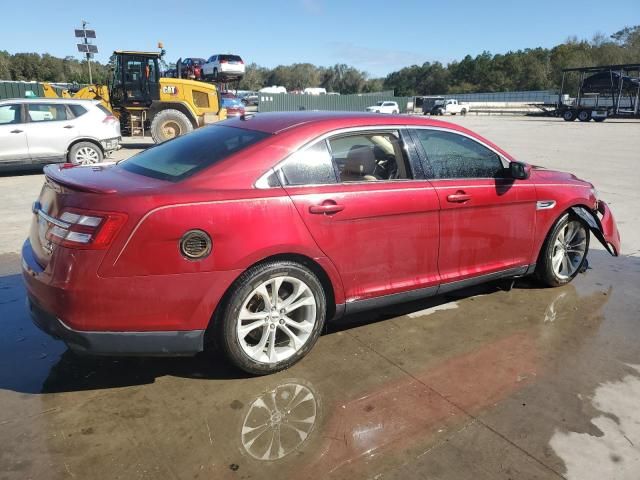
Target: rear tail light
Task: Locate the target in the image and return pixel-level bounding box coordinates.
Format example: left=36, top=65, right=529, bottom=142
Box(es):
left=103, top=114, right=118, bottom=124
left=220, top=60, right=227, bottom=64
left=46, top=209, right=127, bottom=249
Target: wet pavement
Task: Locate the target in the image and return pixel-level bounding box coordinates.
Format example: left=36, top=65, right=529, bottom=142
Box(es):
left=1, top=118, right=640, bottom=478
left=1, top=249, right=639, bottom=479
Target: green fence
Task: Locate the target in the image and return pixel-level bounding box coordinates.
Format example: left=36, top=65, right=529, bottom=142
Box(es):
left=258, top=93, right=412, bottom=113
left=0, top=81, right=45, bottom=99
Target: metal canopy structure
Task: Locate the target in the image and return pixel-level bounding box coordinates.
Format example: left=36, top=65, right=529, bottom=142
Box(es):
left=558, top=63, right=640, bottom=121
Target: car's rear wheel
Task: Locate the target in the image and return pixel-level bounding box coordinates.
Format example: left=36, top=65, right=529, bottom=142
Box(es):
left=562, top=110, right=576, bottom=121
left=537, top=214, right=590, bottom=287
left=68, top=141, right=103, bottom=165
left=219, top=261, right=326, bottom=375
left=150, top=109, right=193, bottom=143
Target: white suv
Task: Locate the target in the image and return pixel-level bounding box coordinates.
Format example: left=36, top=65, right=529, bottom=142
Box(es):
left=202, top=54, right=245, bottom=81
left=0, top=98, right=120, bottom=170
left=366, top=101, right=400, bottom=114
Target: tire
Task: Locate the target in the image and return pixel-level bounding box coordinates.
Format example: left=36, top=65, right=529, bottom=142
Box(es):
left=213, top=68, right=219, bottom=81
left=393, top=110, right=399, bottom=114
left=218, top=261, right=327, bottom=375
left=67, top=141, right=103, bottom=165
left=461, top=109, right=467, bottom=116
left=562, top=110, right=576, bottom=122
left=578, top=110, right=591, bottom=122
left=536, top=213, right=590, bottom=287
left=594, top=117, right=606, bottom=123
left=150, top=109, right=193, bottom=143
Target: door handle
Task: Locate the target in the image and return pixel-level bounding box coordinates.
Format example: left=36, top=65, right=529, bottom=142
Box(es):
left=446, top=191, right=471, bottom=203
left=63, top=125, right=74, bottom=129
left=309, top=201, right=345, bottom=215
left=10, top=129, right=23, bottom=134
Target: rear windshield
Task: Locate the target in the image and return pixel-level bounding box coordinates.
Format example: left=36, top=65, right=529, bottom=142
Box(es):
left=120, top=125, right=269, bottom=181
left=220, top=55, right=242, bottom=62
left=192, top=58, right=205, bottom=65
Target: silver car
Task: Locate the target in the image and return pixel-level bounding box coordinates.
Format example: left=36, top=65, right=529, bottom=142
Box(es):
left=0, top=98, right=120, bottom=170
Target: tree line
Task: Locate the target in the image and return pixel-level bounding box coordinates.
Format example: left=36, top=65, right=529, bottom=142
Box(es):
left=1, top=26, right=638, bottom=95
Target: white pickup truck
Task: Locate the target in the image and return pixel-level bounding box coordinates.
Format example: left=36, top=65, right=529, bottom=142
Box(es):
left=430, top=99, right=470, bottom=116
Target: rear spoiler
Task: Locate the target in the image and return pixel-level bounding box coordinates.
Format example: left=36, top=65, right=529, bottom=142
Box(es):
left=44, top=164, right=117, bottom=194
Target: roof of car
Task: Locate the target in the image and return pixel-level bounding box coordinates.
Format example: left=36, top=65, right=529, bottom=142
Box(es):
left=224, top=111, right=460, bottom=134
left=0, top=98, right=100, bottom=105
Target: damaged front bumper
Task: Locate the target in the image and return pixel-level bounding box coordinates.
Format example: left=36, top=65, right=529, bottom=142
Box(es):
left=571, top=201, right=620, bottom=256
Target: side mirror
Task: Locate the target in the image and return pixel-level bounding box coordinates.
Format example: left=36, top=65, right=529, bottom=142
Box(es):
left=509, top=161, right=530, bottom=180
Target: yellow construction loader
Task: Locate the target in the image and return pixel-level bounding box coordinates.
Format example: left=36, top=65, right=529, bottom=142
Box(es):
left=43, top=50, right=226, bottom=143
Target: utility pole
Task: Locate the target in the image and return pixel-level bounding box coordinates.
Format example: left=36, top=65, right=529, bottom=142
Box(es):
left=74, top=22, right=98, bottom=84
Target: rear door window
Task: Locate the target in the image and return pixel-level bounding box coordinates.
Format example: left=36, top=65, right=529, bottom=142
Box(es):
left=120, top=125, right=269, bottom=181
left=278, top=140, right=336, bottom=186
left=27, top=103, right=68, bottom=122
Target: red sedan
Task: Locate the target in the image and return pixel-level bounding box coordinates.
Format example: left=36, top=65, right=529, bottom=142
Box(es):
left=22, top=112, right=620, bottom=374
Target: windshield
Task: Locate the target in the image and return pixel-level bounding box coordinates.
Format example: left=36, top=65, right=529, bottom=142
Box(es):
left=376, top=101, right=384, bottom=106
left=119, top=125, right=269, bottom=181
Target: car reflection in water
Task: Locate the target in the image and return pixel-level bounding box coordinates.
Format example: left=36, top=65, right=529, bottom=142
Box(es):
left=228, top=282, right=613, bottom=476
left=240, top=381, right=319, bottom=461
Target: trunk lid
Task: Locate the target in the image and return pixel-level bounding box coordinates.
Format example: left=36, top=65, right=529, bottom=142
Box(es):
left=29, top=163, right=166, bottom=268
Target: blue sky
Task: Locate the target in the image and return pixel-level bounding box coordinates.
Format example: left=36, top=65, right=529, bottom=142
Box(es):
left=2, top=0, right=638, bottom=76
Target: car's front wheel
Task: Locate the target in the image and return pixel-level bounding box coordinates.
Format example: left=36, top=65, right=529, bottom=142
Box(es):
left=537, top=214, right=590, bottom=287
left=219, top=261, right=326, bottom=375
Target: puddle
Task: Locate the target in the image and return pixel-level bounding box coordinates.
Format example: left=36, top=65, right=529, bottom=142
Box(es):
left=550, top=365, right=640, bottom=480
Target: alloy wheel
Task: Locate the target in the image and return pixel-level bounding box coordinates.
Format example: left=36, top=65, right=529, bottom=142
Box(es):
left=74, top=146, right=100, bottom=165
left=237, top=276, right=317, bottom=365
left=551, top=220, right=587, bottom=279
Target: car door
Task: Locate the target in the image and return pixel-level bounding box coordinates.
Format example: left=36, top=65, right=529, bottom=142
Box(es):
left=23, top=103, right=79, bottom=162
left=410, top=127, right=537, bottom=285
left=279, top=128, right=441, bottom=306
left=0, top=103, right=29, bottom=164
left=204, top=56, right=215, bottom=76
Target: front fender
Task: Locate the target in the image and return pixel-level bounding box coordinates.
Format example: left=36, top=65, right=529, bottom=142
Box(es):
left=571, top=201, right=620, bottom=256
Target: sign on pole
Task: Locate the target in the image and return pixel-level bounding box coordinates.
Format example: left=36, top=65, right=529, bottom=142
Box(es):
left=74, top=21, right=97, bottom=84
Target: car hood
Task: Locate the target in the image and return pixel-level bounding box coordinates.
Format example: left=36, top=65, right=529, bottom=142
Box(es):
left=529, top=166, right=589, bottom=185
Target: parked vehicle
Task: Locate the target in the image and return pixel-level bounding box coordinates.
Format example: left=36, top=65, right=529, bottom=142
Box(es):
left=259, top=86, right=287, bottom=94
left=202, top=54, right=245, bottom=81
left=303, top=87, right=327, bottom=95
left=221, top=97, right=245, bottom=117
left=177, top=57, right=206, bottom=80
left=430, top=98, right=469, bottom=115
left=366, top=101, right=400, bottom=114
left=0, top=98, right=120, bottom=169
left=241, top=93, right=259, bottom=106
left=23, top=112, right=620, bottom=375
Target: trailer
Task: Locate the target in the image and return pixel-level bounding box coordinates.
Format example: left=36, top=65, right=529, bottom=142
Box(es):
left=558, top=63, right=640, bottom=122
